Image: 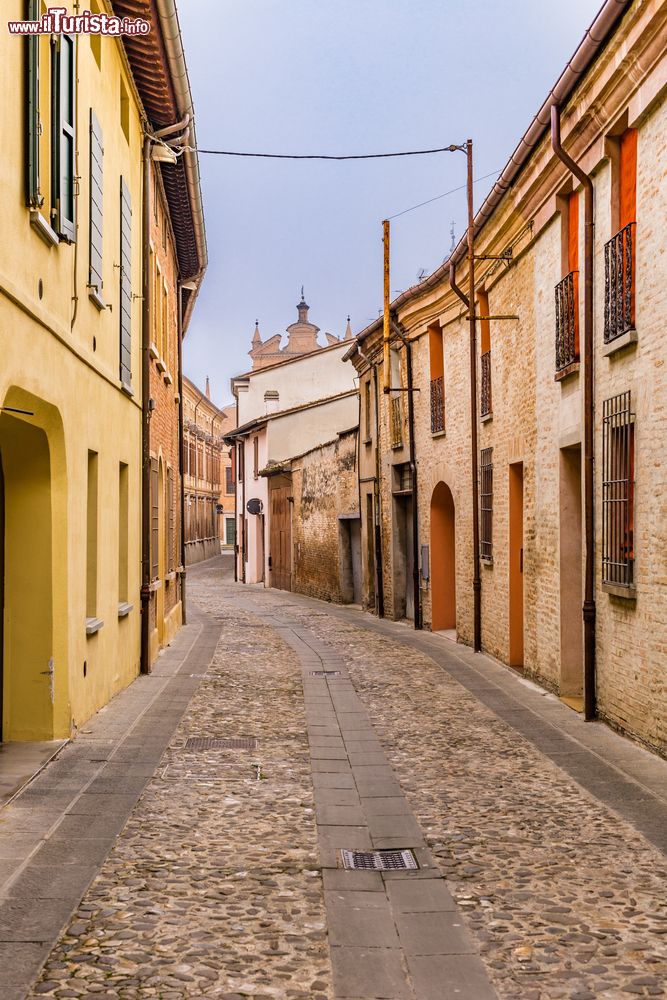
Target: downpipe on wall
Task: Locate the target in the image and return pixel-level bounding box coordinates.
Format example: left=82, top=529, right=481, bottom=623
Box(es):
left=140, top=136, right=152, bottom=675
left=551, top=104, right=596, bottom=721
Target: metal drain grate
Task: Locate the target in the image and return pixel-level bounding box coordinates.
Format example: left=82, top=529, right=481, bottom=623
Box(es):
left=184, top=737, right=257, bottom=750
left=340, top=849, right=419, bottom=871
left=310, top=670, right=342, bottom=677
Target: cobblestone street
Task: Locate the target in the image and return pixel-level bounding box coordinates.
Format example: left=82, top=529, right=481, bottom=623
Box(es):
left=1, top=555, right=666, bottom=1000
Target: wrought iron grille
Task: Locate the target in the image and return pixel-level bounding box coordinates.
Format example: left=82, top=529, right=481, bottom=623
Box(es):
left=555, top=270, right=579, bottom=370
left=481, top=351, right=492, bottom=417
left=430, top=376, right=445, bottom=433
left=604, top=222, right=635, bottom=343
left=602, top=391, right=635, bottom=588
left=480, top=447, right=493, bottom=561
left=390, top=395, right=403, bottom=448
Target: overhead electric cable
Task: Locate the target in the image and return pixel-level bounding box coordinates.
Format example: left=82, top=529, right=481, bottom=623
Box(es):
left=387, top=169, right=501, bottom=220
left=187, top=144, right=465, bottom=160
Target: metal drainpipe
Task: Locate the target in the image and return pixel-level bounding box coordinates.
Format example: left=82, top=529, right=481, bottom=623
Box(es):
left=176, top=283, right=187, bottom=623
left=358, top=346, right=384, bottom=618
left=140, top=136, right=152, bottom=675
left=551, top=104, right=596, bottom=721
left=449, top=256, right=481, bottom=652
left=390, top=317, right=422, bottom=630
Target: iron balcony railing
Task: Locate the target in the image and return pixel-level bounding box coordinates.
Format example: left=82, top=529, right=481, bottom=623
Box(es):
left=481, top=351, right=492, bottom=417
left=555, top=270, right=579, bottom=371
left=604, top=221, right=635, bottom=344
left=430, top=376, right=445, bottom=433
left=390, top=395, right=403, bottom=448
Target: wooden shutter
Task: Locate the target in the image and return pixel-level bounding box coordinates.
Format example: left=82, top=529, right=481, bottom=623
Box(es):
left=567, top=192, right=579, bottom=274
left=53, top=34, right=76, bottom=241
left=89, top=110, right=104, bottom=295
left=150, top=458, right=158, bottom=579
left=167, top=468, right=174, bottom=573
left=119, top=177, right=132, bottom=387
left=619, top=128, right=637, bottom=230
left=26, top=0, right=40, bottom=207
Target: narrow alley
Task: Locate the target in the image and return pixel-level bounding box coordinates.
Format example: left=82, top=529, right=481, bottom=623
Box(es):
left=1, top=555, right=665, bottom=1000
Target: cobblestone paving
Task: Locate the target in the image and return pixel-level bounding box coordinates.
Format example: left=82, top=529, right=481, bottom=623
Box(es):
left=29, top=568, right=333, bottom=1000
left=250, top=595, right=667, bottom=1000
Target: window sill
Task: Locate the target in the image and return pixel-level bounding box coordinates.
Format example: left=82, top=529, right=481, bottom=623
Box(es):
left=555, top=361, right=580, bottom=382
left=118, top=602, right=133, bottom=618
left=481, top=556, right=494, bottom=567
left=174, top=392, right=181, bottom=404
left=149, top=579, right=162, bottom=592
left=165, top=571, right=177, bottom=583
left=85, top=616, right=104, bottom=636
left=363, top=438, right=373, bottom=447
left=149, top=342, right=159, bottom=360
left=156, top=358, right=167, bottom=374
left=391, top=443, right=404, bottom=451
left=88, top=286, right=107, bottom=311
left=481, top=411, right=493, bottom=424
left=30, top=210, right=60, bottom=248
left=120, top=381, right=134, bottom=398
left=431, top=429, right=446, bottom=439
left=602, top=329, right=637, bottom=358
left=602, top=582, right=637, bottom=600
left=163, top=371, right=173, bottom=386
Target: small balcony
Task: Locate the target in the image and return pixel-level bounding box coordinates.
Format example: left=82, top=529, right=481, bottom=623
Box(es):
left=481, top=351, right=492, bottom=418
left=390, top=395, right=403, bottom=449
left=430, top=376, right=445, bottom=434
left=604, top=221, right=635, bottom=344
left=555, top=270, right=579, bottom=373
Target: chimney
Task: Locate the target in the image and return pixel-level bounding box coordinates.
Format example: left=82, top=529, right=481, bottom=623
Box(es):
left=205, top=376, right=211, bottom=400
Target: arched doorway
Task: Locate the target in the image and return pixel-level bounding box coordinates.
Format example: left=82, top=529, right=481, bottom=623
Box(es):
left=430, top=482, right=456, bottom=632
left=0, top=409, right=56, bottom=740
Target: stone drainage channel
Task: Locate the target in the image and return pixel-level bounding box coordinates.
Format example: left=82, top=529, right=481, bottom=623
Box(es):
left=236, top=600, right=499, bottom=1000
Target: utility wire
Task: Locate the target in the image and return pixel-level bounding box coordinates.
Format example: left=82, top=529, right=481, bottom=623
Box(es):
left=190, top=144, right=464, bottom=160
left=387, top=169, right=501, bottom=220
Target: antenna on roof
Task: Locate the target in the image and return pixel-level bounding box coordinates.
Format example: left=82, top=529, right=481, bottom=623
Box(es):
left=449, top=221, right=456, bottom=254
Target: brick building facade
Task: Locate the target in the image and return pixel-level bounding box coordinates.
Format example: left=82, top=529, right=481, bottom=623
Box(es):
left=345, top=0, right=667, bottom=755
left=182, top=377, right=226, bottom=564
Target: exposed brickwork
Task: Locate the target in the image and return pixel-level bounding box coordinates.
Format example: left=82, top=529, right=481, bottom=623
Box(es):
left=291, top=430, right=359, bottom=603
left=348, top=2, right=667, bottom=755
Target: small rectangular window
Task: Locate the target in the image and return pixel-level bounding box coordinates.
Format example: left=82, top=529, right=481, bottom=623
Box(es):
left=226, top=465, right=234, bottom=494
left=364, top=380, right=372, bottom=440
left=480, top=448, right=493, bottom=561
left=602, top=391, right=635, bottom=588
left=253, top=437, right=259, bottom=478
left=238, top=442, right=244, bottom=482
left=429, top=324, right=445, bottom=434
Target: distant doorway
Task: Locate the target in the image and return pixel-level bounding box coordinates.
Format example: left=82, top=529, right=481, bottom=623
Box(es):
left=269, top=474, right=292, bottom=592
left=509, top=462, right=524, bottom=668
left=559, top=446, right=583, bottom=698
left=430, top=482, right=456, bottom=631
left=393, top=495, right=414, bottom=621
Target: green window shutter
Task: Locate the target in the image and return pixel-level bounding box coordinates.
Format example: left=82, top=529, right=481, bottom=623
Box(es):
left=53, top=33, right=76, bottom=241
left=25, top=0, right=40, bottom=206
left=89, top=110, right=104, bottom=293
left=119, top=176, right=132, bottom=388
left=150, top=458, right=159, bottom=580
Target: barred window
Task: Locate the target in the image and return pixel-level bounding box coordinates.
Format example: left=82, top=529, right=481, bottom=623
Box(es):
left=602, top=391, right=635, bottom=588
left=480, top=448, right=493, bottom=561
left=225, top=465, right=234, bottom=494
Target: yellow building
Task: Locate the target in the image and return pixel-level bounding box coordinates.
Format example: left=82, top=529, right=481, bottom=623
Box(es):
left=0, top=1, right=205, bottom=743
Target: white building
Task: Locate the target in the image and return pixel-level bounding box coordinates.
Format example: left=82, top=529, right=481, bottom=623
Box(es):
left=226, top=298, right=358, bottom=588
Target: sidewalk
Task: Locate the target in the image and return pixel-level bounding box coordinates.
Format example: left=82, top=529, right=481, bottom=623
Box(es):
left=0, top=607, right=221, bottom=1000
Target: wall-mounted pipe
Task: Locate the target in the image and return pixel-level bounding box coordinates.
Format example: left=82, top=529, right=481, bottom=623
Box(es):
left=390, top=319, right=422, bottom=630
left=551, top=103, right=596, bottom=721
left=140, top=136, right=152, bottom=675
left=176, top=281, right=187, bottom=623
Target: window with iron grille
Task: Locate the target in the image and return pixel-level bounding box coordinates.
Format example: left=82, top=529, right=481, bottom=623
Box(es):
left=480, top=448, right=493, bottom=561
left=602, top=391, right=635, bottom=588
left=390, top=396, right=403, bottom=448
left=238, top=442, right=244, bottom=482
left=225, top=465, right=234, bottom=494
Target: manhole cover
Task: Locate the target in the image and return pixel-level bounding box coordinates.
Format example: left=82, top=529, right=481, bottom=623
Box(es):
left=184, top=737, right=257, bottom=750
left=340, top=849, right=419, bottom=871
left=310, top=670, right=342, bottom=677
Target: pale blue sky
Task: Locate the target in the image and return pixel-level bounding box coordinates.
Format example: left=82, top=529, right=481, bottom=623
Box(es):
left=180, top=0, right=602, bottom=405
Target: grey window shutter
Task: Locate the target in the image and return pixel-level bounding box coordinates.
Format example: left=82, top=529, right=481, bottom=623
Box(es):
left=53, top=33, right=76, bottom=241
left=89, top=110, right=104, bottom=293
left=119, top=176, right=132, bottom=387
left=26, top=0, right=40, bottom=207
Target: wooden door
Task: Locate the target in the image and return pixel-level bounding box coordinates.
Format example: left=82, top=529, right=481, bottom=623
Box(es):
left=269, top=475, right=292, bottom=592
